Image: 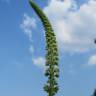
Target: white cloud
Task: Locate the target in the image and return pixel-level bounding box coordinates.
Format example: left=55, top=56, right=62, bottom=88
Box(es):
left=29, top=45, right=34, bottom=53
left=21, top=13, right=37, bottom=63
left=88, top=54, right=96, bottom=66
left=32, top=57, right=45, bottom=68
left=44, top=0, right=96, bottom=53
left=20, top=13, right=36, bottom=42
left=68, top=64, right=76, bottom=74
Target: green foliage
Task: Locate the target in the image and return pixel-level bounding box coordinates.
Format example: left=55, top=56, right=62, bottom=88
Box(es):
left=29, top=0, right=59, bottom=96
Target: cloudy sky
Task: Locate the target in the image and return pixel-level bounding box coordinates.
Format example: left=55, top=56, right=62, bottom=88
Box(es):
left=0, top=0, right=96, bottom=96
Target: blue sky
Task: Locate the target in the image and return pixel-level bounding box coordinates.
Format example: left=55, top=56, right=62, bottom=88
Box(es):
left=0, top=0, right=96, bottom=96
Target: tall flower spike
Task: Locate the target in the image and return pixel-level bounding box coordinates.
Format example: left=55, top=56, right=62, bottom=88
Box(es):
left=29, top=0, right=59, bottom=96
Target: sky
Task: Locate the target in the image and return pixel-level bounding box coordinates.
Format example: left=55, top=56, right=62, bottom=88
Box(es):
left=0, top=0, right=96, bottom=96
